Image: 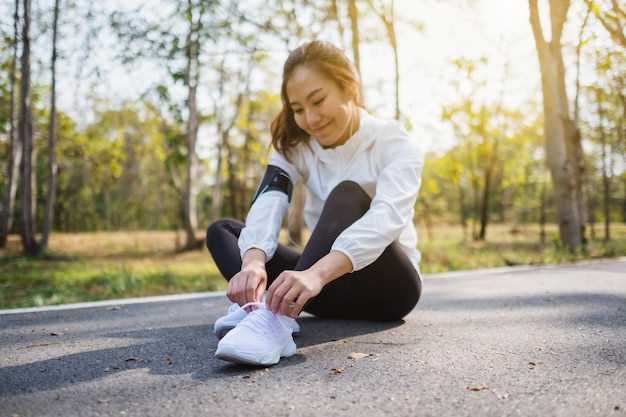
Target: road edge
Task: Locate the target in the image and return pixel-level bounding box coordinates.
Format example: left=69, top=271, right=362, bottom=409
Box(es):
left=1, top=256, right=624, bottom=316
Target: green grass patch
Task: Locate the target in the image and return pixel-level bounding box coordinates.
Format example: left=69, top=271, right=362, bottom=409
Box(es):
left=0, top=225, right=624, bottom=309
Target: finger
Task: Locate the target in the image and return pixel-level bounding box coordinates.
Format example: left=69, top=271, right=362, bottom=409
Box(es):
left=279, top=286, right=301, bottom=316
left=265, top=273, right=284, bottom=309
left=270, top=279, right=291, bottom=314
left=226, top=283, right=235, bottom=304
left=233, top=276, right=245, bottom=305
left=290, top=291, right=310, bottom=318
left=227, top=277, right=238, bottom=304
left=254, top=281, right=265, bottom=303
left=245, top=273, right=258, bottom=304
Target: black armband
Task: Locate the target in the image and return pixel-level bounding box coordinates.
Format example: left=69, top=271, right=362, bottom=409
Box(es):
left=250, top=165, right=294, bottom=208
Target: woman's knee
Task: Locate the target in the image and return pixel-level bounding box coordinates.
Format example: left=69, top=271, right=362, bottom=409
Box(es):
left=387, top=274, right=422, bottom=321
left=325, top=180, right=371, bottom=215
left=205, top=218, right=241, bottom=251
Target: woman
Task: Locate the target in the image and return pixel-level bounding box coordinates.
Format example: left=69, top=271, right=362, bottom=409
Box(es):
left=206, top=40, right=424, bottom=366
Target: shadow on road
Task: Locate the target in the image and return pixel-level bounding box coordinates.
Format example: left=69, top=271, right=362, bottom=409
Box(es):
left=0, top=316, right=402, bottom=396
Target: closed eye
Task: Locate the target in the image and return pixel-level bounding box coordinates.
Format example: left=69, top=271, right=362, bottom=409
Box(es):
left=314, top=97, right=325, bottom=106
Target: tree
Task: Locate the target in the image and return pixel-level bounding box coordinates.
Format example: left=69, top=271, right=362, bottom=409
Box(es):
left=0, top=0, right=22, bottom=248
left=365, top=0, right=400, bottom=119
left=18, top=0, right=39, bottom=255
left=41, top=0, right=60, bottom=250
left=348, top=0, right=363, bottom=102
left=528, top=0, right=583, bottom=251
left=584, top=0, right=626, bottom=48
left=181, top=0, right=203, bottom=249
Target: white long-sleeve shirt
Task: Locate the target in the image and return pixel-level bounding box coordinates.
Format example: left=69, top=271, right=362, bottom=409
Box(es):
left=238, top=108, right=425, bottom=273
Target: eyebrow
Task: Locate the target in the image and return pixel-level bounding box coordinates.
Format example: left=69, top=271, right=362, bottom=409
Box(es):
left=289, top=88, right=324, bottom=107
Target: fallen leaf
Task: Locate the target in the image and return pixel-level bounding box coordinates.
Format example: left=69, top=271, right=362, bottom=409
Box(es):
left=18, top=343, right=55, bottom=350
left=330, top=367, right=344, bottom=375
left=466, top=385, right=489, bottom=392
left=49, top=332, right=63, bottom=337
left=348, top=352, right=371, bottom=360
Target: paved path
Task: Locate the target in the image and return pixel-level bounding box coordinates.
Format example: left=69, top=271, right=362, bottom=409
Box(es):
left=1, top=259, right=625, bottom=417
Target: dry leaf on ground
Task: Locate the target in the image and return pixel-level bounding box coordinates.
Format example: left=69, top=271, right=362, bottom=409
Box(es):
left=466, top=385, right=489, bottom=392
left=348, top=352, right=372, bottom=360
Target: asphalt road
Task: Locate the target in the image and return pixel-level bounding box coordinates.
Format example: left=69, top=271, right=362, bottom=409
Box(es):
left=1, top=259, right=625, bottom=417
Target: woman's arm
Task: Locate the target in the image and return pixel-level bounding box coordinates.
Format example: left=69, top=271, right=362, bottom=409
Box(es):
left=265, top=250, right=352, bottom=317
left=330, top=133, right=424, bottom=272
left=241, top=248, right=266, bottom=269
left=308, top=250, right=353, bottom=286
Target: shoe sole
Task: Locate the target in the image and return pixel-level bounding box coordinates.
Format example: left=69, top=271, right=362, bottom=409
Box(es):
left=215, top=325, right=300, bottom=340
left=215, top=339, right=297, bottom=366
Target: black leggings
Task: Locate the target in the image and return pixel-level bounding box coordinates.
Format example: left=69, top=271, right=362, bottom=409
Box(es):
left=205, top=180, right=422, bottom=321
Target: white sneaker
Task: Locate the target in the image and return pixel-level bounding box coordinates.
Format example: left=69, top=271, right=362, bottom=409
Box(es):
left=213, top=302, right=250, bottom=340
left=214, top=302, right=299, bottom=366
left=213, top=300, right=300, bottom=340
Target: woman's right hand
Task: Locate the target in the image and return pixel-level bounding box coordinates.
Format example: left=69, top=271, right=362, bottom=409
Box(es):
left=227, top=262, right=268, bottom=306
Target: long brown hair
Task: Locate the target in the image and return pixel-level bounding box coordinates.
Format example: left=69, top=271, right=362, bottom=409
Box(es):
left=270, top=40, right=362, bottom=161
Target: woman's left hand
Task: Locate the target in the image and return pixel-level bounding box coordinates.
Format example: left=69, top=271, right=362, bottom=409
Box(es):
left=265, top=269, right=324, bottom=318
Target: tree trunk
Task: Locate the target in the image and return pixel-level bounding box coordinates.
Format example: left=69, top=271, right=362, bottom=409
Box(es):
left=211, top=53, right=250, bottom=223
left=287, top=182, right=305, bottom=248
left=539, top=179, right=547, bottom=245
left=471, top=171, right=480, bottom=240
left=210, top=141, right=224, bottom=222
left=595, top=88, right=611, bottom=241
left=478, top=115, right=498, bottom=241
left=41, top=0, right=60, bottom=251
left=0, top=0, right=22, bottom=248
left=478, top=168, right=491, bottom=240
left=330, top=0, right=346, bottom=50
left=528, top=0, right=582, bottom=251
left=19, top=0, right=39, bottom=255
left=380, top=1, right=400, bottom=120
left=183, top=1, right=200, bottom=248
left=347, top=0, right=363, bottom=102
left=224, top=132, right=238, bottom=219
left=622, top=173, right=626, bottom=224
left=239, top=103, right=256, bottom=219
left=458, top=181, right=467, bottom=240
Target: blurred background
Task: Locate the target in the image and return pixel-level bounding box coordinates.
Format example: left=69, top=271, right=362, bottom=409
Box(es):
left=0, top=0, right=624, bottom=309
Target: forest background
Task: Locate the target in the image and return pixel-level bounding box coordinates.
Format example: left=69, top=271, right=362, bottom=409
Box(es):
left=0, top=0, right=624, bottom=309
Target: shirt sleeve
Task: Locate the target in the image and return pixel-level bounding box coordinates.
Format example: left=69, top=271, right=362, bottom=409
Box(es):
left=238, top=149, right=302, bottom=262
left=330, top=130, right=424, bottom=272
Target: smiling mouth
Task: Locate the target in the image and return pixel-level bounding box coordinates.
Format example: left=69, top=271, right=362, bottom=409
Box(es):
left=312, top=121, right=331, bottom=133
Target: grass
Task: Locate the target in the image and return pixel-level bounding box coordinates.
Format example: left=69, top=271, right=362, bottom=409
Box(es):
left=0, top=231, right=223, bottom=309
left=417, top=223, right=626, bottom=273
left=0, top=223, right=624, bottom=309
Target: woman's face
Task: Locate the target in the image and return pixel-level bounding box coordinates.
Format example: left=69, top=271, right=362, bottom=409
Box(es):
left=286, top=65, right=356, bottom=149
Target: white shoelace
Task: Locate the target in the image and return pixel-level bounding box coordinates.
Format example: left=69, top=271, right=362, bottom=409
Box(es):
left=236, top=302, right=291, bottom=336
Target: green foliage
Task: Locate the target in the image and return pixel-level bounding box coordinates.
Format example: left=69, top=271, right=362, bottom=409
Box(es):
left=50, top=102, right=182, bottom=231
